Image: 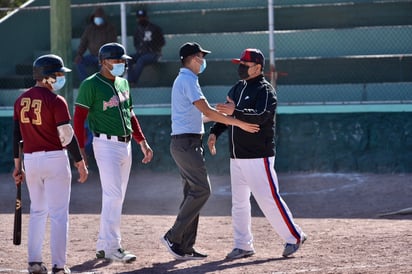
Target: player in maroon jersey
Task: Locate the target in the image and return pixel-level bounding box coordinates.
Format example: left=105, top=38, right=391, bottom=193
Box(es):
left=12, top=54, right=88, bottom=274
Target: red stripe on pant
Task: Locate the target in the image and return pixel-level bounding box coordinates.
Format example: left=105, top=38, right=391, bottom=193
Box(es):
left=264, top=157, right=301, bottom=244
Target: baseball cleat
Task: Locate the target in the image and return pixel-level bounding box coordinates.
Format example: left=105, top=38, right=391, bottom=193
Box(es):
left=96, top=250, right=105, bottom=259
left=225, top=248, right=256, bottom=260
left=28, top=262, right=48, bottom=274
left=107, top=248, right=136, bottom=263
left=282, top=233, right=307, bottom=257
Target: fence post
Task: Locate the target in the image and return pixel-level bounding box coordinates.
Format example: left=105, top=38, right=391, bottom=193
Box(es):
left=268, top=0, right=276, bottom=88
left=120, top=2, right=127, bottom=48
left=50, top=0, right=73, bottom=115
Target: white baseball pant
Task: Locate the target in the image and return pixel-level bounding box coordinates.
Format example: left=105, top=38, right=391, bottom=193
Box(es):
left=230, top=156, right=303, bottom=251
left=93, top=136, right=132, bottom=255
left=24, top=150, right=71, bottom=267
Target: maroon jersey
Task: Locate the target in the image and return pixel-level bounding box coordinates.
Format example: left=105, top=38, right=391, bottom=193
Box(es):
left=13, top=86, right=71, bottom=153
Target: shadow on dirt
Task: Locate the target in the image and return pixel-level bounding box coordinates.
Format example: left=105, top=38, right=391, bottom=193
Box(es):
left=119, top=257, right=286, bottom=274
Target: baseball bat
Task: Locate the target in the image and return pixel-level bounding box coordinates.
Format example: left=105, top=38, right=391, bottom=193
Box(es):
left=13, top=183, right=22, bottom=245
left=13, top=141, right=23, bottom=245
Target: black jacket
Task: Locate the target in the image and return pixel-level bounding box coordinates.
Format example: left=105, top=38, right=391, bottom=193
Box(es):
left=210, top=74, right=277, bottom=159
left=133, top=22, right=165, bottom=55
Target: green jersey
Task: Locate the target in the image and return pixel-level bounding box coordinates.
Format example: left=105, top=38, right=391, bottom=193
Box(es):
left=75, top=73, right=133, bottom=137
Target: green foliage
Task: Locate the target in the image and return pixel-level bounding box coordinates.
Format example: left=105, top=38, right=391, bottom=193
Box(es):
left=0, top=0, right=29, bottom=19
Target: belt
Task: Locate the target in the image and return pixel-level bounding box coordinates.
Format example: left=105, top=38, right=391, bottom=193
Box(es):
left=93, top=132, right=131, bottom=143
left=171, top=133, right=203, bottom=139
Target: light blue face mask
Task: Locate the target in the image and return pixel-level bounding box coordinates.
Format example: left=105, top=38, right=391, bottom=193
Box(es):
left=199, top=59, right=207, bottom=74
left=94, top=17, right=104, bottom=26
left=50, top=76, right=66, bottom=91
left=109, top=63, right=125, bottom=77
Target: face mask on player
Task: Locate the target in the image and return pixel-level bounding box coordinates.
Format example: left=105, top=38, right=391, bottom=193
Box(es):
left=109, top=63, right=125, bottom=77
left=45, top=76, right=66, bottom=91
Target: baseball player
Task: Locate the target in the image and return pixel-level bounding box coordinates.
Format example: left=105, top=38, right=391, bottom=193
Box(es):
left=208, top=49, right=306, bottom=259
left=73, top=42, right=153, bottom=263
left=12, top=54, right=88, bottom=274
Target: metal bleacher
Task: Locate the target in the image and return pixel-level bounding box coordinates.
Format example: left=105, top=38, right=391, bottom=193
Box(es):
left=128, top=1, right=412, bottom=113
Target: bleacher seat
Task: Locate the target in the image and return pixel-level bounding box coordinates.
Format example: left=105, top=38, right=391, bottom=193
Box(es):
left=123, top=25, right=412, bottom=61
left=130, top=82, right=412, bottom=108
left=1, top=0, right=411, bottom=108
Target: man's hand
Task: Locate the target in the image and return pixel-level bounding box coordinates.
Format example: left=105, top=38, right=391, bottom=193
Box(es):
left=140, top=140, right=153, bottom=164
left=12, top=167, right=25, bottom=185
left=236, top=120, right=260, bottom=133
left=207, top=134, right=217, bottom=155
left=216, top=96, right=235, bottom=116
left=74, top=160, right=88, bottom=183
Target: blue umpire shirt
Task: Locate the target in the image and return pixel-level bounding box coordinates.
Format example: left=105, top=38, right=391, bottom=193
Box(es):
left=171, top=68, right=206, bottom=135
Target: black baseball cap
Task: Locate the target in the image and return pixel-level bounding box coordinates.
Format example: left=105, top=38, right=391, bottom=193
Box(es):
left=179, top=42, right=211, bottom=60
left=99, top=43, right=132, bottom=60
left=136, top=9, right=147, bottom=17
left=232, top=48, right=265, bottom=66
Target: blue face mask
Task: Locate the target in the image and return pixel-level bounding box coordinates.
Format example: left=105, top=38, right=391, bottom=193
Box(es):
left=109, top=63, right=125, bottom=77
left=49, top=76, right=66, bottom=91
left=199, top=59, right=207, bottom=74
left=94, top=17, right=104, bottom=26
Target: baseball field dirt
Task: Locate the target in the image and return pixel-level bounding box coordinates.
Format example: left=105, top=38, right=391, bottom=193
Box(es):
left=0, top=170, right=411, bottom=274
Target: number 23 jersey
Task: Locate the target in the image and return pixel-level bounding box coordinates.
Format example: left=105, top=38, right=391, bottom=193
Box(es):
left=13, top=86, right=70, bottom=153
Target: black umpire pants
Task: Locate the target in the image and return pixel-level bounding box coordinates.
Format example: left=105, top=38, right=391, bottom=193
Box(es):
left=168, top=134, right=211, bottom=253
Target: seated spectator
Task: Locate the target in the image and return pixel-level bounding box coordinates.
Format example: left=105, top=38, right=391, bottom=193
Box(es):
left=128, top=9, right=165, bottom=87
left=74, top=7, right=117, bottom=82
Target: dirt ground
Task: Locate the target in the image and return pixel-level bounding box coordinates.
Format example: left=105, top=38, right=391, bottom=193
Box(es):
left=0, top=170, right=411, bottom=274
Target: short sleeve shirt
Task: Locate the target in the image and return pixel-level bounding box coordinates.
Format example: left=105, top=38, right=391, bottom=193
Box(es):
left=171, top=68, right=205, bottom=135
left=13, top=86, right=70, bottom=153
left=75, top=73, right=133, bottom=137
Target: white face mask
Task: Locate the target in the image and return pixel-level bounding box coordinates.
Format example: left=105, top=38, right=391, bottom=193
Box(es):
left=46, top=76, right=66, bottom=91
left=94, top=17, right=104, bottom=26
left=109, top=63, right=125, bottom=77
left=199, top=59, right=207, bottom=74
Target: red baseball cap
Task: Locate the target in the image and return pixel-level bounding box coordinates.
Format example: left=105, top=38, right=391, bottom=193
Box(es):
left=232, top=48, right=265, bottom=66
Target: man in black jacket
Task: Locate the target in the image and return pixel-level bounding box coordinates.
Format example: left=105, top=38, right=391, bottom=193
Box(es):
left=208, top=48, right=306, bottom=260
left=128, top=9, right=165, bottom=87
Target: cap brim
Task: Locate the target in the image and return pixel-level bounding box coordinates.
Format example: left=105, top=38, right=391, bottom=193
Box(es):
left=231, top=58, right=241, bottom=64
left=122, top=54, right=133, bottom=60
left=201, top=49, right=211, bottom=55
left=60, top=67, right=72, bottom=72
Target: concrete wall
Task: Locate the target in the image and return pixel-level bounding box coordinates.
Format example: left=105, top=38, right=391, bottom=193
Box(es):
left=2, top=112, right=411, bottom=174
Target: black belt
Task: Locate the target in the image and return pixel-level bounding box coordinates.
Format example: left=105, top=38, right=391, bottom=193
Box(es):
left=93, top=132, right=131, bottom=143
left=171, top=133, right=203, bottom=140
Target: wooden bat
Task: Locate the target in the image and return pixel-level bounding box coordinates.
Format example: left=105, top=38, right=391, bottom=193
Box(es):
left=13, top=141, right=23, bottom=245
left=13, top=183, right=22, bottom=245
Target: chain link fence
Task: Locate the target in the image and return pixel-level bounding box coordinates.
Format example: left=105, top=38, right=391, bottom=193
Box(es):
left=0, top=0, right=411, bottom=112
